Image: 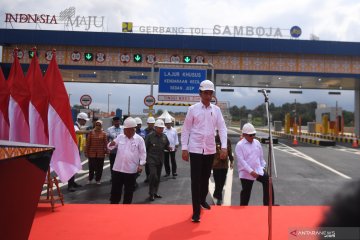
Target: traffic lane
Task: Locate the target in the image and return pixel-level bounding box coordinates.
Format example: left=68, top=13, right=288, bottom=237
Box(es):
left=292, top=145, right=360, bottom=179
left=231, top=142, right=351, bottom=206
left=60, top=149, right=195, bottom=204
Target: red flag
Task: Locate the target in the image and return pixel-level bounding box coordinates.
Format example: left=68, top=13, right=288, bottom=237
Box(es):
left=44, top=51, right=81, bottom=182
left=8, top=50, right=30, bottom=142
left=0, top=67, right=10, bottom=140
left=27, top=51, right=49, bottom=144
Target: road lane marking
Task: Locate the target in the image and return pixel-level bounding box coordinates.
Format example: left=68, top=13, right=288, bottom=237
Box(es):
left=274, top=143, right=351, bottom=179
left=326, top=145, right=360, bottom=155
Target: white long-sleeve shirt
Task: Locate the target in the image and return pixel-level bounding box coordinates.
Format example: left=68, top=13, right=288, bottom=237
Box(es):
left=235, top=138, right=266, bottom=180
left=181, top=102, right=227, bottom=154
left=163, top=127, right=179, bottom=151
left=107, top=133, right=146, bottom=174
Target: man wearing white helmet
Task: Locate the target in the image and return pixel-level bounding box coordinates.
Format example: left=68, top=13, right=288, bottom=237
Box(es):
left=163, top=117, right=179, bottom=177
left=134, top=117, right=146, bottom=138
left=108, top=117, right=146, bottom=204
left=68, top=112, right=90, bottom=192
left=181, top=79, right=228, bottom=223
left=145, top=119, right=170, bottom=201
left=235, top=123, right=275, bottom=206
left=143, top=116, right=156, bottom=182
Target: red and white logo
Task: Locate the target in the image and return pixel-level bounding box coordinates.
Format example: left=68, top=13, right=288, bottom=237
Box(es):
left=170, top=55, right=180, bottom=63
left=45, top=50, right=53, bottom=61
left=146, top=54, right=156, bottom=64
left=120, top=53, right=130, bottom=63
left=71, top=51, right=81, bottom=62
left=96, top=52, right=106, bottom=63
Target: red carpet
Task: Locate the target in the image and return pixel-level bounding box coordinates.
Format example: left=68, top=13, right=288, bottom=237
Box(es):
left=30, top=204, right=327, bottom=240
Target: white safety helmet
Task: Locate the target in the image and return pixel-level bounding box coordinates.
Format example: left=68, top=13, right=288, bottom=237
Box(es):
left=164, top=117, right=172, bottom=124
left=242, top=123, right=256, bottom=134
left=147, top=116, right=155, bottom=124
left=154, top=119, right=165, bottom=128
left=123, top=117, right=137, bottom=129
left=199, top=80, right=215, bottom=91
left=134, top=117, right=143, bottom=125
left=77, top=112, right=89, bottom=121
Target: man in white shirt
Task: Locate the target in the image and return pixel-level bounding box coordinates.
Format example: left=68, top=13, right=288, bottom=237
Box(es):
left=181, top=80, right=228, bottom=223
left=235, top=123, right=275, bottom=206
left=163, top=117, right=179, bottom=177
left=108, top=117, right=146, bottom=204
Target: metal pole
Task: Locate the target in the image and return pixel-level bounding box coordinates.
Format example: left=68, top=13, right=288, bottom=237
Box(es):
left=107, top=93, right=111, bottom=114
left=262, top=90, right=273, bottom=240
left=128, top=96, right=130, bottom=115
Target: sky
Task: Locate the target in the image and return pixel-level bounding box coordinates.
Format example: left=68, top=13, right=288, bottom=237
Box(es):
left=1, top=0, right=359, bottom=113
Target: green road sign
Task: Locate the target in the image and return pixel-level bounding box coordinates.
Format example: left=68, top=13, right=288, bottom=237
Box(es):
left=183, top=56, right=191, bottom=63
left=84, top=53, right=94, bottom=61
left=134, top=54, right=142, bottom=63
left=28, top=50, right=37, bottom=59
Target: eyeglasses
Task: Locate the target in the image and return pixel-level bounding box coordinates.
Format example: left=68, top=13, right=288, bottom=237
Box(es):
left=246, top=134, right=256, bottom=137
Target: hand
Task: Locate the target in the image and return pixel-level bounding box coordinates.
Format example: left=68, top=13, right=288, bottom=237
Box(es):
left=220, top=148, right=227, bottom=160
left=137, top=166, right=143, bottom=173
left=250, top=171, right=259, bottom=178
left=230, top=162, right=234, bottom=169
left=182, top=150, right=189, bottom=161
left=109, top=141, right=116, bottom=147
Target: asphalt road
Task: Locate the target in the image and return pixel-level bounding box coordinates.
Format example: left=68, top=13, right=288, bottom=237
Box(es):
left=47, top=129, right=360, bottom=206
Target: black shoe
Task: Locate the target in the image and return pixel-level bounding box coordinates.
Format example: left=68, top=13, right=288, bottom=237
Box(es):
left=172, top=173, right=178, bottom=177
left=149, top=195, right=155, bottom=201
left=163, top=174, right=170, bottom=177
left=154, top=194, right=162, bottom=198
left=216, top=199, right=222, bottom=206
left=191, top=214, right=200, bottom=223
left=67, top=187, right=75, bottom=192
left=73, top=183, right=82, bottom=188
left=200, top=202, right=211, bottom=210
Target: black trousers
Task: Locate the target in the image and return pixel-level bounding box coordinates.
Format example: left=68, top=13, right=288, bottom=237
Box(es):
left=240, top=172, right=275, bottom=206
left=190, top=153, right=214, bottom=216
left=109, top=153, right=116, bottom=179
left=149, top=163, right=163, bottom=195
left=88, top=157, right=105, bottom=182
left=110, top=171, right=137, bottom=204
left=213, top=168, right=228, bottom=200
left=145, top=163, right=150, bottom=179
left=164, top=151, right=177, bottom=175
left=68, top=175, right=76, bottom=188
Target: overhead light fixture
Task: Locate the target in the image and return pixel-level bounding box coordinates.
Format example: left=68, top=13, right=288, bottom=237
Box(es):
left=221, top=88, right=234, bottom=92
left=318, top=78, right=322, bottom=82
left=258, top=89, right=271, bottom=93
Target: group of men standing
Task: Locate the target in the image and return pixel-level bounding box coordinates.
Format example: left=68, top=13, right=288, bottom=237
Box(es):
left=70, top=79, right=276, bottom=224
